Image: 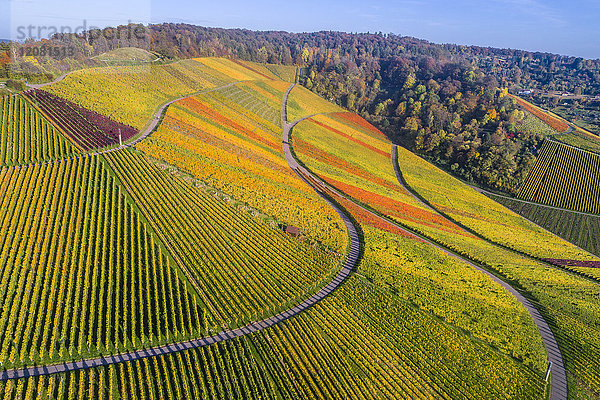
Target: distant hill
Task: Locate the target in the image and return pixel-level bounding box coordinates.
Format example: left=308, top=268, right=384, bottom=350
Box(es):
left=94, top=47, right=158, bottom=63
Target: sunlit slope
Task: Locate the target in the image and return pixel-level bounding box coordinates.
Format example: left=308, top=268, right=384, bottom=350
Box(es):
left=397, top=146, right=597, bottom=261
left=134, top=82, right=347, bottom=252
left=290, top=89, right=600, bottom=396
left=0, top=94, right=77, bottom=165
left=0, top=272, right=547, bottom=400
left=293, top=113, right=468, bottom=238
left=42, top=58, right=258, bottom=129
left=291, top=107, right=546, bottom=372
left=104, top=149, right=342, bottom=327
left=518, top=139, right=600, bottom=214
left=94, top=47, right=157, bottom=62
left=555, top=129, right=600, bottom=154
left=286, top=84, right=344, bottom=121
left=0, top=156, right=203, bottom=369
left=394, top=144, right=600, bottom=396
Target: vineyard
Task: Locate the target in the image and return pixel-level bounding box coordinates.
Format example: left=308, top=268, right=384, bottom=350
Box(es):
left=518, top=139, right=600, bottom=214
left=0, top=156, right=204, bottom=368
left=489, top=193, right=600, bottom=257
left=392, top=143, right=600, bottom=397
left=288, top=87, right=600, bottom=396
left=0, top=277, right=547, bottom=400
left=336, top=197, right=546, bottom=369
left=2, top=54, right=600, bottom=399
left=134, top=84, right=348, bottom=251
left=43, top=59, right=235, bottom=128
left=286, top=84, right=344, bottom=121
left=104, top=149, right=343, bottom=327
left=292, top=111, right=481, bottom=239
left=554, top=129, right=600, bottom=154
left=212, top=81, right=284, bottom=128
left=510, top=94, right=569, bottom=132
left=0, top=95, right=76, bottom=165
left=23, top=89, right=137, bottom=150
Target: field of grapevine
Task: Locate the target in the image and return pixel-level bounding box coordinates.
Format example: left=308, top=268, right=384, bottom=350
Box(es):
left=286, top=84, right=344, bottom=121
left=510, top=94, right=570, bottom=132
left=335, top=194, right=546, bottom=369
left=263, top=63, right=297, bottom=82
left=0, top=156, right=205, bottom=369
left=134, top=83, right=347, bottom=251
left=392, top=144, right=600, bottom=397
left=489, top=194, right=600, bottom=257
left=0, top=95, right=76, bottom=165
left=93, top=47, right=158, bottom=65
left=104, top=149, right=343, bottom=327
left=213, top=81, right=284, bottom=128
left=554, top=129, right=600, bottom=154
left=43, top=59, right=237, bottom=128
left=394, top=145, right=596, bottom=261
left=3, top=55, right=600, bottom=399
left=23, top=89, right=137, bottom=151
left=517, top=109, right=560, bottom=138
left=292, top=112, right=482, bottom=238
left=518, top=139, right=600, bottom=214
left=194, top=57, right=285, bottom=82
left=287, top=86, right=600, bottom=396
left=0, top=276, right=547, bottom=400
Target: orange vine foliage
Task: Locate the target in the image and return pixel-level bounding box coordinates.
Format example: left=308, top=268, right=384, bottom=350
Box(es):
left=179, top=97, right=280, bottom=151
left=323, top=176, right=475, bottom=238
left=510, top=95, right=568, bottom=132
left=294, top=138, right=399, bottom=191
left=332, top=112, right=389, bottom=141
left=230, top=59, right=275, bottom=81
left=308, top=117, right=390, bottom=158
left=338, top=195, right=418, bottom=239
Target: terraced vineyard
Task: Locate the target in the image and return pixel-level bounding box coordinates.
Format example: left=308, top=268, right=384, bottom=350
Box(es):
left=554, top=129, right=600, bottom=154
left=0, top=95, right=76, bottom=165
left=0, top=275, right=547, bottom=400
left=518, top=139, right=600, bottom=214
left=394, top=144, right=600, bottom=397
left=288, top=85, right=600, bottom=397
left=135, top=82, right=347, bottom=251
left=43, top=59, right=236, bottom=128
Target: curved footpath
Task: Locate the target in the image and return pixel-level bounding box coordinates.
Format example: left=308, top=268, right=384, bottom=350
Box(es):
left=390, top=146, right=567, bottom=400
left=3, top=81, right=242, bottom=171
left=0, top=85, right=360, bottom=381
left=285, top=84, right=565, bottom=400
left=26, top=73, right=69, bottom=89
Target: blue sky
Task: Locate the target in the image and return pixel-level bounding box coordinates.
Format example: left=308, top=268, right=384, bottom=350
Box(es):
left=2, top=0, right=600, bottom=59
